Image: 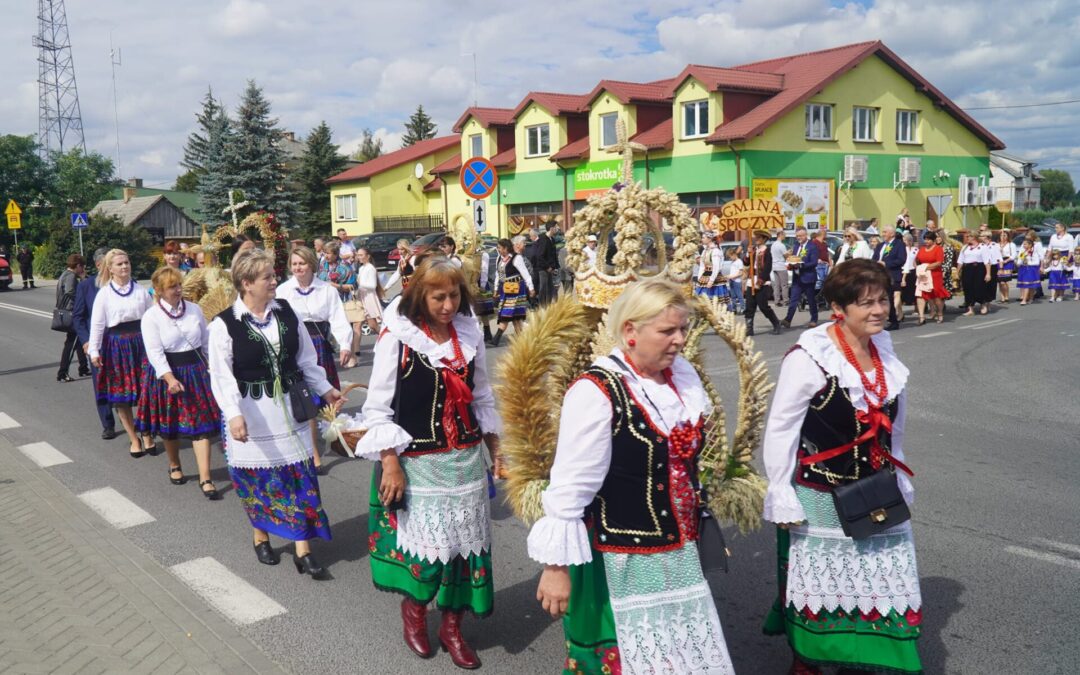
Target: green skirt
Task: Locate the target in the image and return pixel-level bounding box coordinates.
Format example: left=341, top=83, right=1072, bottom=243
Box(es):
left=562, top=553, right=619, bottom=674
left=367, top=471, right=494, bottom=616
left=763, top=487, right=923, bottom=673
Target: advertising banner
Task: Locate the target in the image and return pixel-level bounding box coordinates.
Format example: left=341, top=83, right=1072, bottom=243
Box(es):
left=751, top=178, right=834, bottom=231
left=702, top=199, right=784, bottom=233
left=573, top=160, right=621, bottom=199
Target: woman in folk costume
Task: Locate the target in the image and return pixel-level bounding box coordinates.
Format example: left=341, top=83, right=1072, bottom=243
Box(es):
left=387, top=238, right=419, bottom=290
left=762, top=259, right=922, bottom=675
left=277, top=246, right=353, bottom=471
left=996, top=230, right=1017, bottom=302
left=489, top=236, right=535, bottom=347
left=208, top=250, right=342, bottom=578
left=473, top=245, right=496, bottom=345
left=978, top=231, right=1001, bottom=308
left=135, top=267, right=222, bottom=498
left=694, top=231, right=724, bottom=299
left=354, top=257, right=502, bottom=670
left=957, top=233, right=991, bottom=316
left=530, top=278, right=736, bottom=675
left=88, top=248, right=156, bottom=458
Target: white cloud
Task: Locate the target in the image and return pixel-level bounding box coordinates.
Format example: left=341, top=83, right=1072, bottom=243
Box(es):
left=217, top=0, right=273, bottom=37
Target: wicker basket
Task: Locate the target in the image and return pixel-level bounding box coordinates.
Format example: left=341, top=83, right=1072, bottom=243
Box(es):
left=326, top=382, right=368, bottom=458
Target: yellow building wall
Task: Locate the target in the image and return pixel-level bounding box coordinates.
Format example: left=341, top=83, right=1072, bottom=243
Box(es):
left=515, top=104, right=567, bottom=173
left=329, top=183, right=372, bottom=236
left=671, top=77, right=723, bottom=158
left=589, top=94, right=636, bottom=153
left=459, top=117, right=498, bottom=159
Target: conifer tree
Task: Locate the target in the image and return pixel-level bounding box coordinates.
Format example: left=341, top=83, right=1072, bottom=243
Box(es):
left=224, top=80, right=297, bottom=224
left=401, top=105, right=438, bottom=147
left=296, top=121, right=347, bottom=235
left=196, top=104, right=235, bottom=223
left=180, top=87, right=222, bottom=175
left=353, top=128, right=383, bottom=162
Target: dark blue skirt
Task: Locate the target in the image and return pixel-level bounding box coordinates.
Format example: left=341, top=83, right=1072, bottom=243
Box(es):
left=96, top=322, right=148, bottom=406
left=135, top=353, right=220, bottom=439
left=228, top=460, right=332, bottom=542
left=1016, top=265, right=1041, bottom=289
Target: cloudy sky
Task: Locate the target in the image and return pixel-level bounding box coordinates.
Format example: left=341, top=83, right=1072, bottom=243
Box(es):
left=2, top=0, right=1077, bottom=189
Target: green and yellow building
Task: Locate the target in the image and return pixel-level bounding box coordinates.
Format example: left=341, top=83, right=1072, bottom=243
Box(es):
left=326, top=40, right=1005, bottom=236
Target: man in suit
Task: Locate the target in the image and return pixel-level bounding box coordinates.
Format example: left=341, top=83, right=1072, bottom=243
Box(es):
left=745, top=230, right=782, bottom=335
left=781, top=227, right=820, bottom=328
left=873, top=223, right=907, bottom=330
left=534, top=222, right=560, bottom=305
left=73, top=247, right=116, bottom=439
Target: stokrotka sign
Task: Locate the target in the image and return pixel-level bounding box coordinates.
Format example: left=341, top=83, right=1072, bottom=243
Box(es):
left=714, top=198, right=784, bottom=232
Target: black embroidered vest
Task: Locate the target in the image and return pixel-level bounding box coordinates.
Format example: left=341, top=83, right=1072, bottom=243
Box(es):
left=795, top=352, right=898, bottom=491
left=218, top=300, right=303, bottom=399
left=581, top=366, right=689, bottom=554
left=394, top=342, right=482, bottom=456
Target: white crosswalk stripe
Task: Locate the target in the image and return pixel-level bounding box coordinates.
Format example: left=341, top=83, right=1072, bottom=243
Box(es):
left=0, top=412, right=21, bottom=430
left=18, top=441, right=72, bottom=467
left=78, top=487, right=156, bottom=529
left=171, top=557, right=287, bottom=625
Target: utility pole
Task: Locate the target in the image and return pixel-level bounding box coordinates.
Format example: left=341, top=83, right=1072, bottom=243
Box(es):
left=110, top=33, right=122, bottom=179
left=33, top=0, right=87, bottom=157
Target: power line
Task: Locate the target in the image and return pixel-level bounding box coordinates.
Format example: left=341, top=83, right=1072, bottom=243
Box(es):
left=967, top=98, right=1080, bottom=111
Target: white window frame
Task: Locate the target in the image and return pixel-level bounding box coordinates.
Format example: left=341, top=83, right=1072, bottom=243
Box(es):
left=526, top=124, right=550, bottom=157
left=805, top=103, right=834, bottom=140
left=682, top=100, right=709, bottom=139
left=469, top=134, right=483, bottom=158
left=335, top=194, right=356, bottom=221
left=897, top=109, right=919, bottom=144
left=852, top=106, right=878, bottom=142
left=600, top=113, right=618, bottom=148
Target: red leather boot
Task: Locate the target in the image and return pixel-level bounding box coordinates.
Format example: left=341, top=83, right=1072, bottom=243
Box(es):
left=789, top=656, right=822, bottom=675
left=438, top=610, right=481, bottom=669
left=400, top=598, right=434, bottom=658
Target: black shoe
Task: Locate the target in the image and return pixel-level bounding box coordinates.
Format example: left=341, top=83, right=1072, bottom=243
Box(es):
left=771, top=322, right=782, bottom=335
left=490, top=328, right=504, bottom=347
left=78, top=368, right=91, bottom=377
left=780, top=319, right=791, bottom=328
left=144, top=444, right=160, bottom=456
left=294, top=553, right=328, bottom=579
left=254, top=541, right=279, bottom=565
left=885, top=322, right=900, bottom=331
left=744, top=320, right=755, bottom=337
left=101, top=428, right=118, bottom=440
left=199, top=480, right=223, bottom=500
left=168, top=466, right=187, bottom=485
left=57, top=372, right=73, bottom=382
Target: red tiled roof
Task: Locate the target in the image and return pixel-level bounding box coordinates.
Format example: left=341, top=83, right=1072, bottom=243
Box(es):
left=664, top=65, right=784, bottom=96
left=630, top=119, right=673, bottom=151
left=511, top=91, right=590, bottom=120
left=430, top=153, right=463, bottom=176
left=550, top=136, right=590, bottom=162
left=490, top=147, right=516, bottom=169
left=707, top=41, right=1005, bottom=150
left=586, top=79, right=675, bottom=106
left=325, top=135, right=461, bottom=184
left=452, top=107, right=515, bottom=133
left=422, top=177, right=443, bottom=193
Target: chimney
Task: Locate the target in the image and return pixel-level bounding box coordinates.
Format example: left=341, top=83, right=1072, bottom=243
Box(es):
left=123, top=187, right=136, bottom=203
left=126, top=177, right=143, bottom=188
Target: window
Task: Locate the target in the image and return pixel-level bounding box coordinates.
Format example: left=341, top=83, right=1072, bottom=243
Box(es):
left=526, top=124, right=550, bottom=157
left=600, top=113, right=618, bottom=148
left=469, top=134, right=483, bottom=158
left=805, top=103, right=833, bottom=140
left=683, top=100, right=709, bottom=138
left=897, top=110, right=919, bottom=143
left=852, top=106, right=878, bottom=142
left=335, top=194, right=356, bottom=221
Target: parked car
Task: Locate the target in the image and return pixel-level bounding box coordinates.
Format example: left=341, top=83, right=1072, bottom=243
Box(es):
left=355, top=231, right=414, bottom=270
left=0, top=257, right=11, bottom=290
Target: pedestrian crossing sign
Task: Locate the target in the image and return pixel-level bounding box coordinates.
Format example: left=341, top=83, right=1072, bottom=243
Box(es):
left=71, top=212, right=89, bottom=229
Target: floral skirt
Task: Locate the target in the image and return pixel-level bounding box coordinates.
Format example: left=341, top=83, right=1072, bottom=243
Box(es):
left=96, top=323, right=148, bottom=406
left=306, top=323, right=340, bottom=401
left=135, top=352, right=220, bottom=439
left=228, top=460, right=331, bottom=542
left=368, top=468, right=494, bottom=616
left=763, top=486, right=922, bottom=673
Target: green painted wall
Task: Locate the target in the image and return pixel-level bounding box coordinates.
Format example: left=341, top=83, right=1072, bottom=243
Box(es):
left=742, top=150, right=990, bottom=190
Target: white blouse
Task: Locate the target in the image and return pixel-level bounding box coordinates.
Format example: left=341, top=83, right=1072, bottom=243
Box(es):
left=140, top=300, right=209, bottom=378
left=957, top=245, right=986, bottom=265
left=208, top=298, right=333, bottom=423
left=582, top=246, right=597, bottom=268
left=1048, top=232, right=1075, bottom=254
left=526, top=350, right=710, bottom=567
left=982, top=243, right=1003, bottom=265
left=353, top=297, right=502, bottom=461
left=762, top=325, right=913, bottom=525
left=999, top=242, right=1017, bottom=262
left=696, top=246, right=723, bottom=283
left=478, top=253, right=490, bottom=290
left=1017, top=248, right=1041, bottom=267
left=88, top=281, right=153, bottom=359
left=901, top=247, right=918, bottom=274
left=276, top=277, right=353, bottom=348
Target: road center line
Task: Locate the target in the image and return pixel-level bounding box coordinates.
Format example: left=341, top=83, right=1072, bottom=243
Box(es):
left=0, top=412, right=21, bottom=430
left=1004, top=545, right=1080, bottom=571
left=971, top=318, right=1020, bottom=331
left=956, top=318, right=1009, bottom=330
left=0, top=301, right=52, bottom=319
left=171, top=557, right=287, bottom=625
left=18, top=441, right=72, bottom=467
left=1030, top=537, right=1080, bottom=557
left=915, top=331, right=952, bottom=338
left=78, top=487, right=156, bottom=529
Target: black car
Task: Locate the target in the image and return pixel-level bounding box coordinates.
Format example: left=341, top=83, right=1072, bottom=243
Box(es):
left=354, top=231, right=414, bottom=270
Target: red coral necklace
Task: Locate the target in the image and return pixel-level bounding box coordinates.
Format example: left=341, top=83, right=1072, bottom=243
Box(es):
left=833, top=325, right=888, bottom=404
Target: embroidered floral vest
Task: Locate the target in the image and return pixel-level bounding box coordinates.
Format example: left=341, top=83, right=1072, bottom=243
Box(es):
left=217, top=300, right=302, bottom=399
left=393, top=343, right=482, bottom=456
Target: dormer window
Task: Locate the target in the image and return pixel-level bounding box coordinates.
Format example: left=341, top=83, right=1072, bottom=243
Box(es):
left=526, top=124, right=550, bottom=157
left=470, top=134, right=483, bottom=158
left=600, top=113, right=618, bottom=148
left=683, top=100, right=709, bottom=139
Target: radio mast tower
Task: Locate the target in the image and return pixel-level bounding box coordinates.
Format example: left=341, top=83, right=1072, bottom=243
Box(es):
left=33, top=0, right=86, bottom=157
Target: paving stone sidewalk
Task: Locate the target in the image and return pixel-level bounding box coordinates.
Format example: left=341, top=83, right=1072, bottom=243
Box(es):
left=0, top=434, right=287, bottom=675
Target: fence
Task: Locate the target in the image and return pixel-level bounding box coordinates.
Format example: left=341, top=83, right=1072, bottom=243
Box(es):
left=373, top=214, right=445, bottom=233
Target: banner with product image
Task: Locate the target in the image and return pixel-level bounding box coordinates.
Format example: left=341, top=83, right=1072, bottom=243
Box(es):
left=752, top=178, right=834, bottom=231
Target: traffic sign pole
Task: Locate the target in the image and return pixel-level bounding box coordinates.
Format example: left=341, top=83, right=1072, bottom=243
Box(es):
left=78, top=230, right=84, bottom=257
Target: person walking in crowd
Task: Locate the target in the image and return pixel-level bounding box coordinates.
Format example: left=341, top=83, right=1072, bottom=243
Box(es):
left=1048, top=222, right=1074, bottom=257
left=873, top=224, right=906, bottom=330
left=813, top=230, right=831, bottom=302
left=958, top=233, right=992, bottom=316
left=354, top=257, right=502, bottom=670
left=979, top=231, right=1001, bottom=307
left=1070, top=246, right=1080, bottom=300
left=279, top=246, right=353, bottom=471
left=745, top=230, right=782, bottom=336
left=582, top=234, right=598, bottom=268
left=162, top=241, right=185, bottom=270
left=472, top=246, right=497, bottom=344
left=899, top=232, right=917, bottom=316
left=88, top=249, right=156, bottom=458
left=836, top=228, right=872, bottom=264
left=387, top=239, right=417, bottom=291
left=56, top=254, right=90, bottom=382
left=313, top=238, right=326, bottom=263
left=208, top=249, right=341, bottom=578
left=997, top=230, right=1016, bottom=302
left=762, top=258, right=922, bottom=675
left=489, top=237, right=534, bottom=347
left=437, top=236, right=463, bottom=267
left=534, top=222, right=560, bottom=305
left=915, top=232, right=948, bottom=324
left=1045, top=251, right=1069, bottom=302
left=865, top=217, right=879, bottom=235
left=726, top=246, right=746, bottom=313
left=74, top=248, right=117, bottom=439
left=1016, top=238, right=1042, bottom=305
left=770, top=228, right=790, bottom=307
left=336, top=228, right=355, bottom=257
left=781, top=227, right=820, bottom=329
left=355, top=246, right=385, bottom=337
left=530, top=278, right=736, bottom=675
left=17, top=244, right=35, bottom=289
left=136, top=267, right=222, bottom=498
left=695, top=231, right=723, bottom=299
left=317, top=240, right=355, bottom=301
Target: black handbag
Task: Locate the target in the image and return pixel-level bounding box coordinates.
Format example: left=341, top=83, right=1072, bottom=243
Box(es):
left=288, top=378, right=319, bottom=423
left=831, top=468, right=910, bottom=540
left=51, top=307, right=74, bottom=332
left=697, top=508, right=728, bottom=574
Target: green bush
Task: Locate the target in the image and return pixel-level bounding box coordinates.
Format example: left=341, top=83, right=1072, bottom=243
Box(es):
left=1002, top=206, right=1080, bottom=228
left=37, top=214, right=156, bottom=279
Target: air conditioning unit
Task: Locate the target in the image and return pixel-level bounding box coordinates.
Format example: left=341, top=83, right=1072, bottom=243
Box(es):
left=843, top=154, right=868, bottom=182
left=958, top=175, right=979, bottom=207
left=980, top=186, right=995, bottom=206
left=898, top=157, right=921, bottom=183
